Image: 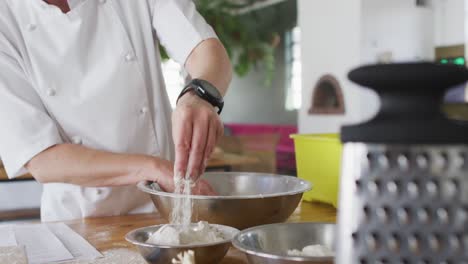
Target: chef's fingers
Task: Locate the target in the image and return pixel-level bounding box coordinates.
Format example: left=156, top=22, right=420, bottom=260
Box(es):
left=200, top=118, right=217, bottom=176
left=172, top=111, right=193, bottom=181
left=187, top=114, right=209, bottom=181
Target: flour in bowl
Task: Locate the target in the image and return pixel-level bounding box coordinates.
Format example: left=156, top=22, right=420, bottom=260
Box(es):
left=287, top=244, right=334, bottom=257
left=146, top=221, right=225, bottom=246
left=171, top=250, right=195, bottom=264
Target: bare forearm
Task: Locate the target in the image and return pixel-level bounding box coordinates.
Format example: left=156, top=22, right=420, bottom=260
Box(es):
left=26, top=144, right=158, bottom=187
left=185, top=38, right=232, bottom=96
left=172, top=38, right=231, bottom=179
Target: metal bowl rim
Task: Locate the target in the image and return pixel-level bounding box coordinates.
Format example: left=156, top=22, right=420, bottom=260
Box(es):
left=138, top=172, right=312, bottom=200
left=232, top=222, right=335, bottom=262
left=125, top=223, right=240, bottom=249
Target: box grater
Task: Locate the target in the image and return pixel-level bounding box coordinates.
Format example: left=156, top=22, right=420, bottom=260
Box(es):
left=336, top=63, right=468, bottom=264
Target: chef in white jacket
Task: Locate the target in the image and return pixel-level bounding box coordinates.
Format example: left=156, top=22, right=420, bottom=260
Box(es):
left=0, top=0, right=232, bottom=221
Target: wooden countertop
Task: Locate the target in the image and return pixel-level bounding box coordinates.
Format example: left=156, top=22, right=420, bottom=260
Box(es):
left=0, top=166, right=32, bottom=181
left=64, top=201, right=336, bottom=264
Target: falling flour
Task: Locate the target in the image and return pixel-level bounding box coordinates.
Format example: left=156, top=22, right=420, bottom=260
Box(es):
left=287, top=244, right=334, bottom=257
left=171, top=176, right=193, bottom=228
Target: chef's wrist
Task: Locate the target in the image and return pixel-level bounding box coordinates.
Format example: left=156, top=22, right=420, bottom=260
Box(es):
left=135, top=155, right=174, bottom=184
left=176, top=90, right=198, bottom=105
left=176, top=79, right=224, bottom=114
left=176, top=91, right=193, bottom=103
left=132, top=155, right=159, bottom=182
left=176, top=90, right=217, bottom=114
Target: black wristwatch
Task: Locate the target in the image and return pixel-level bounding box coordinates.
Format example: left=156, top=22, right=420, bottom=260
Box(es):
left=177, top=79, right=224, bottom=114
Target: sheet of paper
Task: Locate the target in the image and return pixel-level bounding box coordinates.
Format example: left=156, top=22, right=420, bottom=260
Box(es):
left=0, top=225, right=16, bottom=247
left=47, top=223, right=102, bottom=261
left=14, top=224, right=74, bottom=264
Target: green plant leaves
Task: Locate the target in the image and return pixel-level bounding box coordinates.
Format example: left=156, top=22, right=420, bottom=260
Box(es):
left=159, top=0, right=297, bottom=86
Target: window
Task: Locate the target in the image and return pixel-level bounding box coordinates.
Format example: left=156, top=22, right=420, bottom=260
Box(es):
left=162, top=59, right=185, bottom=108
left=285, top=26, right=302, bottom=110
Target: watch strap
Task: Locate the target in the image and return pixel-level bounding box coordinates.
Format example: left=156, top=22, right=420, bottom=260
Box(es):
left=176, top=83, right=194, bottom=104
left=176, top=80, right=224, bottom=114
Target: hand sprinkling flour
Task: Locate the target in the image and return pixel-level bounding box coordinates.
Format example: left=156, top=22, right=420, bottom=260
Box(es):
left=146, top=174, right=225, bottom=247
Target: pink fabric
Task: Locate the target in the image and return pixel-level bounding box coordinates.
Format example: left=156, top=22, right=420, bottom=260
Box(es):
left=225, top=124, right=297, bottom=149
left=225, top=123, right=298, bottom=171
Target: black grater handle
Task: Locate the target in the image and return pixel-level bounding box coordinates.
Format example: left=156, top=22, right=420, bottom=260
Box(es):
left=341, top=62, right=468, bottom=144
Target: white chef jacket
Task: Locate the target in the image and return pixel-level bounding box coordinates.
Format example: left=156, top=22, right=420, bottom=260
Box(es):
left=0, top=0, right=217, bottom=221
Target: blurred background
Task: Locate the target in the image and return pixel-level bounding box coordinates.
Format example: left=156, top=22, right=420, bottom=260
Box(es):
left=2, top=0, right=467, bottom=221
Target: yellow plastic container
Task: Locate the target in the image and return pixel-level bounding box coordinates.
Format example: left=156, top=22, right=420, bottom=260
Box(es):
left=291, top=134, right=342, bottom=207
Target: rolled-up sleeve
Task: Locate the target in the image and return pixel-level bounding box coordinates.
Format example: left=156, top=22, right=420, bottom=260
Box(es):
left=152, top=0, right=218, bottom=65
left=0, top=52, right=62, bottom=178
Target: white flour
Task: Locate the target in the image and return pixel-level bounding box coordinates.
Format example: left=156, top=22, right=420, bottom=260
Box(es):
left=146, top=221, right=225, bottom=246
left=287, top=244, right=334, bottom=257
left=171, top=250, right=195, bottom=264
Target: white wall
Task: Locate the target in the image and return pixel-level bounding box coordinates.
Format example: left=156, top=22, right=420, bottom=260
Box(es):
left=434, top=0, right=465, bottom=47
left=361, top=0, right=435, bottom=63
left=298, top=0, right=372, bottom=134
left=298, top=0, right=457, bottom=134
left=222, top=44, right=298, bottom=125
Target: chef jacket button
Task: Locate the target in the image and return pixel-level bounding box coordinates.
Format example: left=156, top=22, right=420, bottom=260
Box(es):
left=27, top=23, right=37, bottom=31
left=72, top=136, right=82, bottom=145
left=125, top=53, right=135, bottom=62
left=96, top=189, right=103, bottom=195
left=98, top=0, right=107, bottom=4
left=140, top=106, right=149, bottom=115
left=47, top=88, right=56, bottom=96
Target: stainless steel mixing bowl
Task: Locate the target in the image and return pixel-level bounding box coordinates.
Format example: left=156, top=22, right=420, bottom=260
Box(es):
left=232, top=222, right=335, bottom=264
left=138, top=172, right=311, bottom=230
left=125, top=223, right=239, bottom=264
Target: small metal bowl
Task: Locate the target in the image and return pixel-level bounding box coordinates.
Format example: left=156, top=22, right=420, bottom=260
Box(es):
left=232, top=222, right=335, bottom=264
left=125, top=223, right=239, bottom=264
left=138, top=172, right=311, bottom=230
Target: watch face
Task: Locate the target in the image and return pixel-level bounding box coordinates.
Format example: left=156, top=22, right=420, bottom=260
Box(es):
left=191, top=79, right=224, bottom=114
left=194, top=79, right=223, bottom=100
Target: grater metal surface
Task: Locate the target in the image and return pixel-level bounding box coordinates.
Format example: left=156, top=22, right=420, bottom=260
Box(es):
left=337, top=143, right=468, bottom=264
left=337, top=63, right=468, bottom=264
